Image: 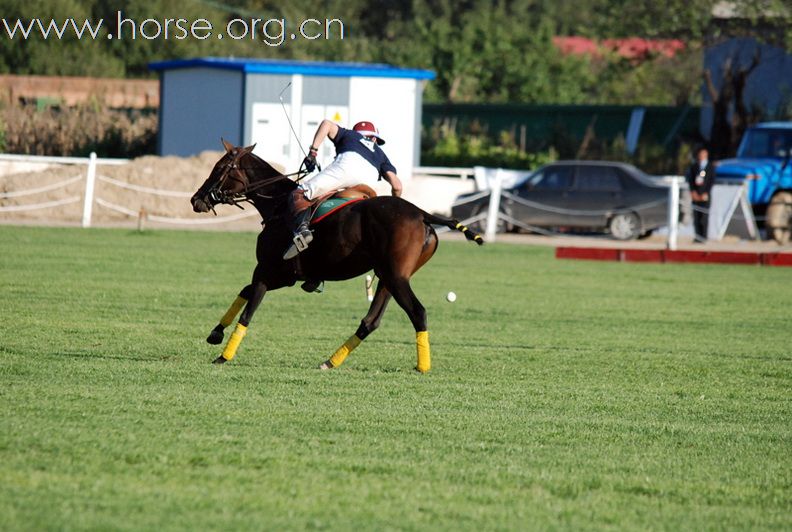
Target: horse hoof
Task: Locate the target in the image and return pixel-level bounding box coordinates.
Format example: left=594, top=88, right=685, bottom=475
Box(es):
left=318, top=361, right=333, bottom=370
left=212, top=356, right=227, bottom=364
left=414, top=366, right=430, bottom=374
left=206, top=329, right=224, bottom=345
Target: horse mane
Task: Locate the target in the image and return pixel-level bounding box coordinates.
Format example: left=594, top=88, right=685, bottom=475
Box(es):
left=229, top=149, right=296, bottom=224
left=238, top=151, right=297, bottom=191
left=245, top=151, right=285, bottom=183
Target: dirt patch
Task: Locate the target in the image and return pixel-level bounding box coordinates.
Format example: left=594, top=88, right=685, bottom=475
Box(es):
left=0, top=152, right=286, bottom=231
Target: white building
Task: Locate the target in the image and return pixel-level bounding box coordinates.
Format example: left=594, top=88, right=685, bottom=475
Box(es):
left=149, top=57, right=435, bottom=178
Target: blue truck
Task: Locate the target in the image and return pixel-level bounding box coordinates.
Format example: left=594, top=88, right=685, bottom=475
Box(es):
left=715, top=122, right=792, bottom=243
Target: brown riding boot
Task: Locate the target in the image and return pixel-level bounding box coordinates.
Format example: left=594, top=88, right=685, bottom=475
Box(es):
left=283, top=189, right=314, bottom=260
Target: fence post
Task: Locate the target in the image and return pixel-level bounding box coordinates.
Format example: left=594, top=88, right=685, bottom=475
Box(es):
left=82, top=152, right=97, bottom=228
left=137, top=206, right=147, bottom=233
left=667, top=176, right=680, bottom=250
left=484, top=169, right=503, bottom=242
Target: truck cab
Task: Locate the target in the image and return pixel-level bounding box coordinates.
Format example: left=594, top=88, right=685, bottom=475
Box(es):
left=715, top=122, right=792, bottom=243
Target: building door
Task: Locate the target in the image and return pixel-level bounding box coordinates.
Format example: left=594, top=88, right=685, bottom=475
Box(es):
left=250, top=102, right=292, bottom=167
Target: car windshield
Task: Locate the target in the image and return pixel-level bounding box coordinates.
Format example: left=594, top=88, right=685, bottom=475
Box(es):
left=738, top=129, right=792, bottom=158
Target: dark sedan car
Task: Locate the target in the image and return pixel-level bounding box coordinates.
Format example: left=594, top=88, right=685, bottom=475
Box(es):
left=451, top=161, right=670, bottom=239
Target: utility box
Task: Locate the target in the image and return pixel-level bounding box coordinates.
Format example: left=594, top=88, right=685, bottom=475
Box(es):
left=149, top=58, right=434, bottom=178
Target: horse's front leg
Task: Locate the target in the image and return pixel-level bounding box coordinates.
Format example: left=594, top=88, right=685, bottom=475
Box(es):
left=213, top=280, right=267, bottom=364
left=206, top=285, right=253, bottom=345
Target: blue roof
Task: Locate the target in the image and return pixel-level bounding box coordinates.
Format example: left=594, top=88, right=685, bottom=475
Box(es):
left=149, top=57, right=435, bottom=80
left=753, top=122, right=792, bottom=129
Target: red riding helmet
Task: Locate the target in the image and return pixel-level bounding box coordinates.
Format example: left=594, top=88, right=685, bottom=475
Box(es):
left=353, top=121, right=385, bottom=145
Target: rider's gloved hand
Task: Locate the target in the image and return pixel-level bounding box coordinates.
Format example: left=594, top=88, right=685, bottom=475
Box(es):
left=303, top=146, right=318, bottom=172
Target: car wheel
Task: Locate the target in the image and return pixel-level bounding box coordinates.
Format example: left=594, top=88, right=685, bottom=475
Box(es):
left=609, top=212, right=641, bottom=240
left=766, top=192, right=792, bottom=245
left=470, top=204, right=513, bottom=234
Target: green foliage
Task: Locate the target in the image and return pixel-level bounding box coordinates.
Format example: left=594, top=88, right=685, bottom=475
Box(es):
left=589, top=48, right=705, bottom=106
left=0, top=0, right=125, bottom=76
left=1, top=226, right=790, bottom=529
left=437, top=135, right=689, bottom=175
left=4, top=0, right=786, bottom=104
left=570, top=133, right=699, bottom=175
left=0, top=0, right=789, bottom=107
left=423, top=127, right=556, bottom=169
left=385, top=2, right=596, bottom=103
left=421, top=112, right=696, bottom=174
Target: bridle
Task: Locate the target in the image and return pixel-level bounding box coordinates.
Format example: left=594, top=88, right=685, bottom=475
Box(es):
left=203, top=151, right=308, bottom=213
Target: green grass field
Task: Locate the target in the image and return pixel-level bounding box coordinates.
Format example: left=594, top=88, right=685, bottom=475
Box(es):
left=1, top=226, right=790, bottom=530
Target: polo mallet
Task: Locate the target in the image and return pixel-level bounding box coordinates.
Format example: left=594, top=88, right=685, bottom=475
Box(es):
left=278, top=82, right=321, bottom=180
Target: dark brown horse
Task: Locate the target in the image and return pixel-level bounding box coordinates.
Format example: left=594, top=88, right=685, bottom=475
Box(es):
left=191, top=141, right=483, bottom=372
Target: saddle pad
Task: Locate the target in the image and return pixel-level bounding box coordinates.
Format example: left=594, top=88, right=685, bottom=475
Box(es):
left=311, top=197, right=366, bottom=225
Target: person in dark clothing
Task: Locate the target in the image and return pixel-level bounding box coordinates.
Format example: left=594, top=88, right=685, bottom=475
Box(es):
left=283, top=119, right=402, bottom=259
left=686, top=146, right=716, bottom=242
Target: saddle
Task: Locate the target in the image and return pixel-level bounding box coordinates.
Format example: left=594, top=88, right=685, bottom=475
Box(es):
left=288, top=184, right=377, bottom=293
left=292, top=184, right=377, bottom=223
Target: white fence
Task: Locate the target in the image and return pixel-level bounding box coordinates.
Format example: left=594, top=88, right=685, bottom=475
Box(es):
left=0, top=153, right=128, bottom=226
left=5, top=156, right=750, bottom=245
left=0, top=152, right=262, bottom=227
left=1, top=156, right=482, bottom=228
left=413, top=166, right=475, bottom=180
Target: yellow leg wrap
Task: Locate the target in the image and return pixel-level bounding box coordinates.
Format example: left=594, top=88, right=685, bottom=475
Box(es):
left=416, top=331, right=431, bottom=373
left=328, top=335, right=362, bottom=368
left=221, top=323, right=248, bottom=361
left=220, top=296, right=247, bottom=328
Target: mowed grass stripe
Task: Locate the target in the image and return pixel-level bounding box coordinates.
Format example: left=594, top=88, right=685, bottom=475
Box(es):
left=0, top=226, right=790, bottom=530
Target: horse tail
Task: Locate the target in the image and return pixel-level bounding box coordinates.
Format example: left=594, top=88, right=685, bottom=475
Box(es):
left=422, top=212, right=485, bottom=245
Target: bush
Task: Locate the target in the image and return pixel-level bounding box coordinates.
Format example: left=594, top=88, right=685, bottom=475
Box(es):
left=0, top=101, right=157, bottom=157
left=422, top=127, right=556, bottom=170
left=421, top=121, right=697, bottom=176
left=568, top=132, right=697, bottom=175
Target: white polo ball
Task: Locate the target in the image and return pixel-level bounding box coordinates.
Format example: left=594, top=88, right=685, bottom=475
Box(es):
left=446, top=291, right=457, bottom=303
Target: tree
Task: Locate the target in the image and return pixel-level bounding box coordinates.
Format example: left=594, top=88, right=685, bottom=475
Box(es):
left=0, top=0, right=788, bottom=107
left=704, top=50, right=761, bottom=157
left=386, top=0, right=594, bottom=103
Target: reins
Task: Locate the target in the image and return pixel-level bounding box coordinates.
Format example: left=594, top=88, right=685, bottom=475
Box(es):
left=206, top=159, right=309, bottom=213
left=235, top=168, right=308, bottom=199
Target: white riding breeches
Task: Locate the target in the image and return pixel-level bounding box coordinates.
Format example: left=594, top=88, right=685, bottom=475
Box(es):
left=299, top=152, right=381, bottom=201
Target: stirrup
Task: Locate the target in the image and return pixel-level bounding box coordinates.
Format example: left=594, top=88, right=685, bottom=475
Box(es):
left=283, top=230, right=313, bottom=260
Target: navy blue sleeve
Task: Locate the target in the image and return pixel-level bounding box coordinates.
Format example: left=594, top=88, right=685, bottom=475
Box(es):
left=379, top=152, right=396, bottom=176
left=331, top=126, right=350, bottom=147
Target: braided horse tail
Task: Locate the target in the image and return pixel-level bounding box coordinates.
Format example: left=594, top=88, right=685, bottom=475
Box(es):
left=422, top=212, right=485, bottom=245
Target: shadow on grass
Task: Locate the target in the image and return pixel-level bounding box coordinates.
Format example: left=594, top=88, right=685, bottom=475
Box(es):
left=46, top=350, right=178, bottom=362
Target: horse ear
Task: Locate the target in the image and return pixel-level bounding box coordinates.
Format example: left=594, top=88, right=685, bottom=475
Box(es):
left=221, top=138, right=235, bottom=153
left=241, top=143, right=256, bottom=155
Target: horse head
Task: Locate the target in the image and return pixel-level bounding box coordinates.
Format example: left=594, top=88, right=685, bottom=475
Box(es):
left=191, top=139, right=292, bottom=214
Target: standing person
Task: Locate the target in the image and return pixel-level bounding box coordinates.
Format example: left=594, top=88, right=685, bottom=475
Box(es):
left=283, top=119, right=402, bottom=259
left=686, top=146, right=716, bottom=242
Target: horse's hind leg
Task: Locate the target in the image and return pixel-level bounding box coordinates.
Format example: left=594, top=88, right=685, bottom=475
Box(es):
left=319, top=281, right=392, bottom=370
left=383, top=226, right=437, bottom=373
left=213, top=280, right=267, bottom=364
left=387, top=277, right=431, bottom=373
left=207, top=285, right=252, bottom=345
